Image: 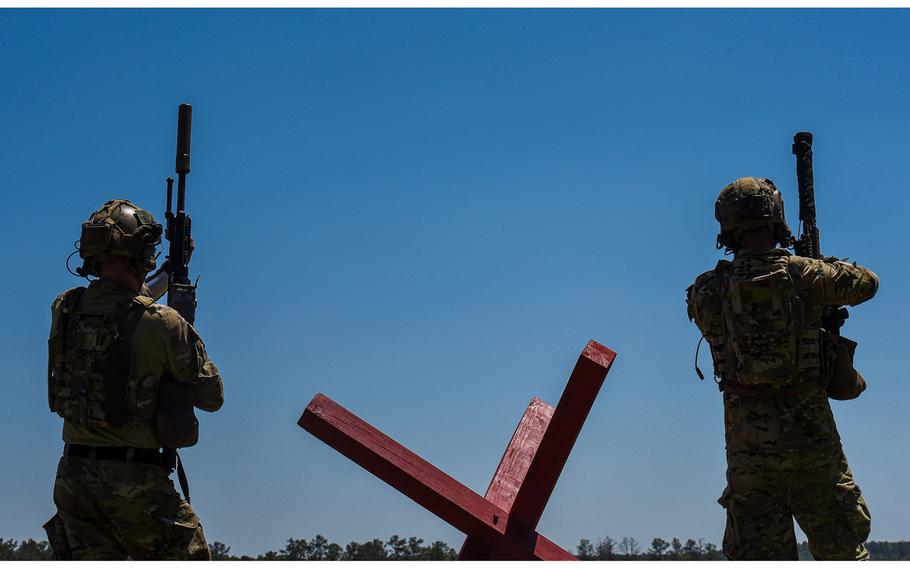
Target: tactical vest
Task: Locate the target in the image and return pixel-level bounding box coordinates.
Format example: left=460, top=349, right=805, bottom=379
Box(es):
left=704, top=256, right=822, bottom=389
left=47, top=288, right=154, bottom=428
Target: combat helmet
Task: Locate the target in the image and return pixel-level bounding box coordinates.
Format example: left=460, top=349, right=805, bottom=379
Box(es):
left=77, top=199, right=163, bottom=277
left=715, top=177, right=792, bottom=251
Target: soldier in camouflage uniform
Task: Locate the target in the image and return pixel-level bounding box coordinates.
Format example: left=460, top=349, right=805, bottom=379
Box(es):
left=686, top=178, right=878, bottom=560
left=44, top=200, right=223, bottom=560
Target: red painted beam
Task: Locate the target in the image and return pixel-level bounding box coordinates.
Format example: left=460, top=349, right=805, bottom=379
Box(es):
left=459, top=398, right=555, bottom=560
left=299, top=394, right=576, bottom=561
left=507, top=340, right=616, bottom=530
left=485, top=398, right=556, bottom=510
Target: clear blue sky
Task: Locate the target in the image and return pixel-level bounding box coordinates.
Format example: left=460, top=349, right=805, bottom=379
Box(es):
left=1, top=8, right=908, bottom=556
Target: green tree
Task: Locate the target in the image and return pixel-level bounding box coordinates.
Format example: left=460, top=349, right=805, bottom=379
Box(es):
left=281, top=538, right=304, bottom=560
left=13, top=539, right=52, bottom=560
left=310, top=535, right=343, bottom=560
left=869, top=541, right=910, bottom=560
left=0, top=539, right=17, bottom=561
left=344, top=538, right=388, bottom=560
left=420, top=540, right=456, bottom=560
left=682, top=538, right=700, bottom=559
left=703, top=542, right=723, bottom=560
left=595, top=535, right=616, bottom=559
left=279, top=535, right=343, bottom=560
left=618, top=537, right=640, bottom=558
left=257, top=549, right=283, bottom=560
left=648, top=537, right=670, bottom=559
left=670, top=537, right=683, bottom=559
left=209, top=541, right=234, bottom=560
left=576, top=538, right=596, bottom=560
left=387, top=535, right=424, bottom=560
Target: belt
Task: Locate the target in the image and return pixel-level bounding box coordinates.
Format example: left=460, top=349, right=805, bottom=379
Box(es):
left=63, top=444, right=191, bottom=503
left=64, top=444, right=173, bottom=467
left=721, top=379, right=822, bottom=398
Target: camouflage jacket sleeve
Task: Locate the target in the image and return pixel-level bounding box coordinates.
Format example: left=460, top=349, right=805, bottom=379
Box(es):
left=789, top=256, right=879, bottom=308
left=152, top=305, right=224, bottom=413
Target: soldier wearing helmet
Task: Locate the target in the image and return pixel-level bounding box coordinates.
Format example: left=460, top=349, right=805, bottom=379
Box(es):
left=44, top=199, right=223, bottom=560
left=686, top=178, right=878, bottom=560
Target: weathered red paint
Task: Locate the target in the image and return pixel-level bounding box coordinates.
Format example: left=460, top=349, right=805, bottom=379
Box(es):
left=459, top=341, right=616, bottom=560
left=508, top=340, right=616, bottom=530
left=458, top=398, right=554, bottom=560
left=300, top=394, right=573, bottom=560
left=299, top=339, right=616, bottom=561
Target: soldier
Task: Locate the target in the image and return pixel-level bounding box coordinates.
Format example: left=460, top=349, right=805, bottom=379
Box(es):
left=44, top=199, right=224, bottom=560
left=686, top=178, right=878, bottom=560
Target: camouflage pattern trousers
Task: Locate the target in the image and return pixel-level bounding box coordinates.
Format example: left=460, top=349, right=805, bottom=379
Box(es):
left=45, top=455, right=211, bottom=560
left=719, top=444, right=871, bottom=560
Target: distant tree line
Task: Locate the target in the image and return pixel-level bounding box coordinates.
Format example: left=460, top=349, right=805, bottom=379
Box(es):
left=0, top=539, right=51, bottom=560
left=211, top=535, right=457, bottom=560
left=0, top=535, right=456, bottom=561
left=575, top=536, right=910, bottom=561
left=865, top=541, right=910, bottom=561
left=3, top=534, right=909, bottom=560
left=575, top=536, right=724, bottom=560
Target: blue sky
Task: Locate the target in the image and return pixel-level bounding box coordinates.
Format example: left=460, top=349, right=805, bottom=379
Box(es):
left=1, top=9, right=908, bottom=556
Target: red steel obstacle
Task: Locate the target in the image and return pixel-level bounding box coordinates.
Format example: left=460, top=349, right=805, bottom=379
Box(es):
left=298, top=340, right=616, bottom=560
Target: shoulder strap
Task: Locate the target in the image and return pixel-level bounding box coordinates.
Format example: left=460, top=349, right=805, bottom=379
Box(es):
left=123, top=296, right=154, bottom=333
left=102, top=296, right=152, bottom=427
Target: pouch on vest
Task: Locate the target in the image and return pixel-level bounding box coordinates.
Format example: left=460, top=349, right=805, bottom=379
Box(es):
left=824, top=333, right=867, bottom=400
left=155, top=374, right=199, bottom=448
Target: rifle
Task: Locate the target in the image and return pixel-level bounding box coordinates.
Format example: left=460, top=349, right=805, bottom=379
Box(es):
left=791, top=131, right=848, bottom=333
left=156, top=103, right=200, bottom=469
left=165, top=103, right=197, bottom=325
left=792, top=132, right=821, bottom=259
left=791, top=132, right=865, bottom=400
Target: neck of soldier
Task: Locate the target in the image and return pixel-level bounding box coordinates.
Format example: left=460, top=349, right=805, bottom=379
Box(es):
left=98, top=260, right=143, bottom=293
left=735, top=226, right=777, bottom=255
